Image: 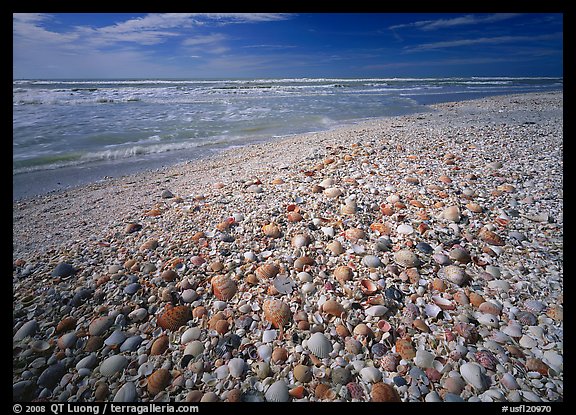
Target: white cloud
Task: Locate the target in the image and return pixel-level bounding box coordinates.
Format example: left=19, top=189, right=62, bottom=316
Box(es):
left=389, top=13, right=522, bottom=31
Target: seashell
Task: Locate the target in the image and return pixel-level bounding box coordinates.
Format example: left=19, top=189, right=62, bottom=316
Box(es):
left=84, top=336, right=104, bottom=352
left=469, top=291, right=485, bottom=307
left=412, top=319, right=430, bottom=333
left=139, top=238, right=159, bottom=251
left=500, top=373, right=519, bottom=390
left=443, top=376, right=466, bottom=394
left=479, top=301, right=502, bottom=316
left=332, top=367, right=352, bottom=385
left=88, top=316, right=114, bottom=336
left=335, top=324, right=350, bottom=337
left=253, top=361, right=270, bottom=379
left=345, top=227, right=366, bottom=242
left=395, top=338, right=416, bottom=360
left=439, top=265, right=468, bottom=286
left=526, top=358, right=550, bottom=376
left=30, top=340, right=52, bottom=354
left=327, top=240, right=344, bottom=255
left=501, top=323, right=523, bottom=338
left=466, top=202, right=483, bottom=213
left=55, top=316, right=77, bottom=334
left=524, top=300, right=546, bottom=314
left=265, top=380, right=290, bottom=402
left=57, top=331, right=78, bottom=349
left=211, top=274, right=237, bottom=301
left=345, top=337, right=363, bottom=354
left=334, top=265, right=354, bottom=285
left=360, top=366, right=382, bottom=383
left=37, top=362, right=67, bottom=389
left=114, top=382, right=137, bottom=402
left=396, top=224, right=414, bottom=235
left=262, top=223, right=281, bottom=238
left=322, top=299, right=346, bottom=318
left=147, top=368, right=171, bottom=397
left=341, top=200, right=358, bottom=215
left=478, top=228, right=505, bottom=246
left=453, top=322, right=479, bottom=344
left=365, top=305, right=388, bottom=317
left=181, top=327, right=201, bottom=344
left=104, top=329, right=126, bottom=348
left=441, top=205, right=461, bottom=222
left=128, top=308, right=148, bottom=322
left=99, top=355, right=128, bottom=377
left=346, top=382, right=365, bottom=400
left=362, top=255, right=382, bottom=268
left=449, top=246, right=471, bottom=263
left=157, top=305, right=192, bottom=331
left=459, top=362, right=488, bottom=391
left=453, top=290, right=469, bottom=305
left=183, top=341, right=203, bottom=358
left=307, top=332, right=333, bottom=358
left=150, top=334, right=169, bottom=355
left=294, top=364, right=312, bottom=383
left=371, top=382, right=401, bottom=402
left=288, top=385, right=305, bottom=399
left=287, top=211, right=303, bottom=222
left=315, top=383, right=336, bottom=400
left=474, top=350, right=499, bottom=371
left=424, top=303, right=442, bottom=319
left=515, top=310, right=537, bottom=326
left=432, top=253, right=451, bottom=265
left=360, top=279, right=378, bottom=295
left=291, top=234, right=312, bottom=248
left=228, top=357, right=246, bottom=378
left=263, top=299, right=291, bottom=331
left=353, top=323, right=374, bottom=337
left=324, top=187, right=343, bottom=198
left=51, top=262, right=77, bottom=277
left=432, top=295, right=455, bottom=310
left=271, top=347, right=288, bottom=363
left=393, top=249, right=421, bottom=268
left=380, top=353, right=401, bottom=372
left=294, top=256, right=315, bottom=271
left=257, top=344, right=273, bottom=361
left=414, top=349, right=435, bottom=369
left=255, top=263, right=280, bottom=281
left=120, top=335, right=143, bottom=352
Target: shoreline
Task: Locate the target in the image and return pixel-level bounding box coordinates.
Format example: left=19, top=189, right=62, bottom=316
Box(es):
left=13, top=91, right=563, bottom=403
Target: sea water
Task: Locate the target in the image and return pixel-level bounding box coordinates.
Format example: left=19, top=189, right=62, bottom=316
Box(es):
left=13, top=77, right=562, bottom=199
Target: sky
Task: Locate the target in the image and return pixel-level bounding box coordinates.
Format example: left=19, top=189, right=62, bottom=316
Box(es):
left=12, top=13, right=563, bottom=79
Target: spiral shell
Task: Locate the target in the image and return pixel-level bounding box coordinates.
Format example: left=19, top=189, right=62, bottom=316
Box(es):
left=263, top=299, right=291, bottom=330
left=211, top=274, right=238, bottom=301
left=147, top=368, right=171, bottom=397
left=371, top=382, right=401, bottom=402
left=157, top=305, right=192, bottom=331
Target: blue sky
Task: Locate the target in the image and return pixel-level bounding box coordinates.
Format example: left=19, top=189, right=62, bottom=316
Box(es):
left=13, top=13, right=563, bottom=79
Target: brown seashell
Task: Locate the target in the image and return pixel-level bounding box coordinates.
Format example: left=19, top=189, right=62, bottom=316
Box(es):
left=380, top=204, right=394, bottom=216
left=157, top=305, right=192, bottom=331
left=409, top=199, right=425, bottom=208
left=255, top=263, right=280, bottom=281
left=161, top=269, right=178, bottom=282
left=322, top=299, right=346, bottom=318
left=380, top=353, right=401, bottom=372
left=287, top=211, right=303, bottom=222
left=453, top=290, right=470, bottom=306
left=413, top=319, right=430, bottom=333
left=125, top=223, right=142, bottom=234
left=371, top=382, right=401, bottom=402
left=438, top=175, right=452, bottom=184
left=294, top=256, right=315, bottom=271
left=546, top=305, right=563, bottom=321
left=478, top=228, right=505, bottom=246
left=139, top=238, right=159, bottom=251
left=395, top=337, right=416, bottom=360
left=211, top=274, right=238, bottom=301
left=147, top=368, right=171, bottom=397
left=271, top=178, right=285, bottom=185
left=56, top=316, right=77, bottom=334
left=150, top=334, right=169, bottom=355
left=271, top=347, right=289, bottom=364
left=214, top=319, right=229, bottom=335
left=94, top=382, right=109, bottom=401
left=227, top=388, right=243, bottom=402
left=326, top=240, right=344, bottom=255
left=289, top=385, right=306, bottom=399
left=335, top=324, right=350, bottom=338
left=334, top=265, right=354, bottom=285
left=262, top=223, right=281, bottom=238
left=345, top=227, right=366, bottom=242
left=315, top=383, right=336, bottom=400
left=353, top=323, right=374, bottom=338
left=466, top=202, right=483, bottom=213
left=453, top=322, right=479, bottom=344
left=263, top=299, right=291, bottom=331
left=84, top=336, right=104, bottom=352
left=431, top=278, right=447, bottom=292
left=468, top=291, right=485, bottom=308
left=479, top=301, right=502, bottom=316
left=192, top=306, right=207, bottom=319
left=526, top=358, right=549, bottom=376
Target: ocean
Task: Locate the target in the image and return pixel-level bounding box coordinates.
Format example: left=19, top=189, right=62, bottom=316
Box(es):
left=13, top=77, right=562, bottom=200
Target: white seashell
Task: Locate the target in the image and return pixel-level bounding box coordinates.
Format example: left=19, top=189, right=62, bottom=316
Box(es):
left=321, top=227, right=335, bottom=237
left=181, top=289, right=198, bottom=303
left=228, top=357, right=245, bottom=378
left=351, top=360, right=366, bottom=372
left=543, top=350, right=562, bottom=374
left=257, top=344, right=273, bottom=361
left=114, top=382, right=137, bottom=402
left=460, top=362, right=488, bottom=391
left=262, top=329, right=277, bottom=343
left=519, top=335, right=537, bottom=349
left=265, top=380, right=290, bottom=402
left=425, top=303, right=442, bottom=318
left=181, top=327, right=201, bottom=344
left=362, top=255, right=382, bottom=268
left=476, top=313, right=500, bottom=328
left=302, top=282, right=316, bottom=294
left=184, top=340, right=204, bottom=357
left=500, top=373, right=519, bottom=390
left=415, top=349, right=435, bottom=369
left=365, top=305, right=388, bottom=317
left=501, top=323, right=522, bottom=338
left=324, top=187, right=343, bottom=198
left=128, top=308, right=148, bottom=322
left=215, top=365, right=229, bottom=379
left=307, top=332, right=333, bottom=359
left=138, top=362, right=155, bottom=377
left=99, top=355, right=128, bottom=377
left=359, top=366, right=382, bottom=383
left=396, top=224, right=414, bottom=235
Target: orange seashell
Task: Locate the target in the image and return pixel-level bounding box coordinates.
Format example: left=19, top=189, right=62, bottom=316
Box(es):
left=211, top=274, right=237, bottom=301
left=395, top=337, right=416, bottom=360
left=478, top=228, right=505, bottom=246
left=360, top=279, right=378, bottom=295
left=287, top=211, right=303, bottom=222
left=334, top=265, right=353, bottom=285
left=315, top=383, right=336, bottom=400
left=263, top=299, right=291, bottom=330
left=150, top=334, right=169, bottom=355
left=370, top=222, right=391, bottom=234
left=255, top=263, right=280, bottom=281
left=271, top=178, right=285, bottom=185
left=371, top=382, right=401, bottom=402
left=271, top=347, right=289, bottom=364
left=439, top=175, right=452, bottom=184
left=56, top=316, right=77, bottom=334
left=468, top=291, right=485, bottom=308
left=147, top=368, right=171, bottom=397
left=380, top=203, right=394, bottom=216
left=409, top=199, right=425, bottom=208
left=431, top=278, right=447, bottom=292
left=144, top=208, right=162, bottom=217
left=262, top=223, right=281, bottom=238
left=214, top=319, right=229, bottom=335
left=322, top=299, right=346, bottom=318
left=289, top=385, right=306, bottom=399
left=345, top=227, right=366, bottom=242
left=139, top=238, right=159, bottom=251
left=157, top=305, right=192, bottom=331
left=192, top=306, right=207, bottom=319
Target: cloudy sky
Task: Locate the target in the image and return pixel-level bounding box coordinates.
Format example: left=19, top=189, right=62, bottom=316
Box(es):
left=13, top=13, right=563, bottom=79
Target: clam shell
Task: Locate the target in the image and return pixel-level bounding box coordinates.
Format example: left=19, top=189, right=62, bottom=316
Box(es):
left=315, top=383, right=336, bottom=400
left=265, top=380, right=290, bottom=402
left=324, top=187, right=343, bottom=198
left=99, top=354, right=128, bottom=377
left=459, top=362, right=488, bottom=391
left=157, top=305, right=192, bottom=331
left=439, top=265, right=468, bottom=286
left=211, top=274, right=237, bottom=301
left=293, top=364, right=312, bottom=383
left=181, top=327, right=201, bottom=344
left=263, top=298, right=291, bottom=329
left=88, top=316, right=114, bottom=336
left=307, top=332, right=333, bottom=358
left=291, top=234, right=312, bottom=248
left=322, top=299, right=346, bottom=317
left=345, top=227, right=366, bottom=242
left=147, top=368, right=171, bottom=397
left=441, top=205, right=461, bottom=222
left=365, top=305, right=388, bottom=317
left=360, top=366, right=382, bottom=383
left=362, top=255, right=382, bottom=268
left=478, top=228, right=505, bottom=246
left=371, top=382, right=401, bottom=402
left=393, top=250, right=421, bottom=268
left=184, top=340, right=204, bottom=357
left=228, top=358, right=246, bottom=378
left=262, top=223, right=281, bottom=238
left=150, top=334, right=170, bottom=355
left=114, top=381, right=137, bottom=402
left=360, top=279, right=378, bottom=295
left=334, top=265, right=354, bottom=284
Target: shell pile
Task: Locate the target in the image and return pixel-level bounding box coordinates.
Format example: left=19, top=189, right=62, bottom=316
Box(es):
left=13, top=93, right=563, bottom=402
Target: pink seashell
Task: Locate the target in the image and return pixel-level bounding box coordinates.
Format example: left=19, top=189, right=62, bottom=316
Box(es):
left=474, top=350, right=499, bottom=371
left=360, top=279, right=378, bottom=295
left=211, top=274, right=237, bottom=301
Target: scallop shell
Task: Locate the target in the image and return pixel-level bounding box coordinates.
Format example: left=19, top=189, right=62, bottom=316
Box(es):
left=393, top=249, right=421, bottom=268
left=263, top=299, right=291, bottom=330
left=371, top=382, right=401, bottom=402
left=524, top=300, right=546, bottom=314
left=255, top=263, right=280, bottom=280
left=99, top=354, right=128, bottom=377
left=147, top=368, right=171, bottom=397
left=157, top=305, right=192, bottom=331
left=380, top=353, right=401, bottom=372
left=516, top=310, right=537, bottom=326
left=474, top=350, right=499, bottom=371
left=322, top=299, right=346, bottom=318
left=211, top=274, right=237, bottom=301
left=265, top=380, right=290, bottom=402
left=307, top=332, right=333, bottom=358
left=360, top=366, right=382, bottom=383
left=346, top=382, right=365, bottom=400
left=262, top=223, right=281, bottom=238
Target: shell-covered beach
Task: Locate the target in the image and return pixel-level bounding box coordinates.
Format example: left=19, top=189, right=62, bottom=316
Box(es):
left=13, top=91, right=563, bottom=403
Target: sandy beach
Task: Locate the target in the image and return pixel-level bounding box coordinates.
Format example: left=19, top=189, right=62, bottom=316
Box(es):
left=13, top=91, right=563, bottom=403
